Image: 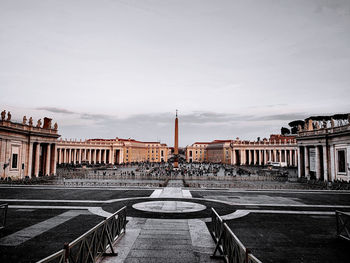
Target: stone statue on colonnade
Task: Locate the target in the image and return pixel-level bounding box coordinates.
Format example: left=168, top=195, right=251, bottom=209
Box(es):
left=1, top=110, right=5, bottom=120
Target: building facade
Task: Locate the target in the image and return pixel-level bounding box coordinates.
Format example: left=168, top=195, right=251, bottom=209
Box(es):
left=0, top=111, right=60, bottom=179
left=56, top=138, right=169, bottom=165
left=186, top=142, right=209, bottom=163
left=297, top=116, right=350, bottom=182
left=186, top=135, right=298, bottom=166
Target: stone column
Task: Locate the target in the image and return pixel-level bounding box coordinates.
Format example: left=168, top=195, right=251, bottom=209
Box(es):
left=330, top=145, right=335, bottom=181
left=323, top=145, right=328, bottom=182
left=259, top=150, right=262, bottom=165
left=304, top=147, right=310, bottom=178
left=315, top=146, right=321, bottom=180
left=263, top=150, right=266, bottom=164
left=254, top=150, right=257, bottom=165
left=103, top=149, right=107, bottom=163
left=57, top=148, right=61, bottom=164
left=99, top=149, right=102, bottom=163
left=78, top=149, right=81, bottom=164
left=294, top=150, right=298, bottom=168
left=68, top=149, right=72, bottom=163
left=62, top=149, right=65, bottom=163
left=88, top=149, right=91, bottom=164
left=232, top=150, right=236, bottom=165
left=109, top=149, right=113, bottom=164
left=50, top=144, right=57, bottom=175
left=0, top=139, right=6, bottom=167
left=289, top=150, right=293, bottom=166
left=248, top=150, right=252, bottom=165
left=284, top=150, right=287, bottom=164
left=93, top=149, right=97, bottom=164
left=119, top=149, right=123, bottom=164
left=274, top=150, right=277, bottom=162
left=240, top=150, right=244, bottom=165
left=34, top=143, right=40, bottom=177
left=27, top=142, right=34, bottom=178
left=45, top=144, right=51, bottom=176
left=73, top=149, right=77, bottom=164
left=298, top=147, right=302, bottom=178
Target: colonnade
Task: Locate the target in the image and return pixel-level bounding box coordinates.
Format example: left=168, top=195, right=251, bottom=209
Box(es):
left=232, top=148, right=297, bottom=167
left=29, top=142, right=57, bottom=177
left=57, top=147, right=123, bottom=165
left=298, top=145, right=329, bottom=181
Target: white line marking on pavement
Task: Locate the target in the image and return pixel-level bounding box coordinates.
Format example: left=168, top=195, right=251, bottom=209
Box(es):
left=7, top=205, right=113, bottom=218
left=88, top=207, right=113, bottom=218
left=150, top=189, right=163, bottom=198
left=221, top=210, right=251, bottom=220
left=0, top=210, right=89, bottom=246
left=243, top=210, right=335, bottom=215
left=188, top=219, right=215, bottom=252
left=0, top=199, right=106, bottom=203
left=182, top=190, right=192, bottom=198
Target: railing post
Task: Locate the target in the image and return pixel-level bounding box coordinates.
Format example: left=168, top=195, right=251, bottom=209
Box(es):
left=246, top=248, right=251, bottom=263
left=63, top=242, right=70, bottom=263
left=336, top=211, right=340, bottom=237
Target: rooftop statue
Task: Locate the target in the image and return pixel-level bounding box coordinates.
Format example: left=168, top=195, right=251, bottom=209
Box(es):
left=315, top=122, right=320, bottom=130
left=323, top=120, right=327, bottom=129
left=54, top=122, right=58, bottom=130
left=28, top=117, right=33, bottom=126
left=7, top=111, right=11, bottom=121
left=36, top=119, right=42, bottom=128
left=23, top=116, right=27, bottom=125
left=1, top=110, right=5, bottom=120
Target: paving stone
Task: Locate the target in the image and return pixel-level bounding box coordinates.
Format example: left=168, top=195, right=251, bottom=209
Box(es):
left=126, top=249, right=197, bottom=259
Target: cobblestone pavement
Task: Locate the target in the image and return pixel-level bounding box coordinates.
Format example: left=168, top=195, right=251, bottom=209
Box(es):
left=0, top=182, right=349, bottom=262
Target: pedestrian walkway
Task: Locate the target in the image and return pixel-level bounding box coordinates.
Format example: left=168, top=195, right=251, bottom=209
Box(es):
left=100, top=185, right=219, bottom=263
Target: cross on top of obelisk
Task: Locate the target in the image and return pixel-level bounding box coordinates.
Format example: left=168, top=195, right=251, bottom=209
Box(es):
left=176, top=109, right=178, bottom=118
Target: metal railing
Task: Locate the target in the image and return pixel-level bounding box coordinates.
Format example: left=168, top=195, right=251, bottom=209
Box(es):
left=211, top=208, right=262, bottom=263
left=37, top=206, right=127, bottom=263
left=336, top=210, right=350, bottom=241
left=0, top=203, right=8, bottom=231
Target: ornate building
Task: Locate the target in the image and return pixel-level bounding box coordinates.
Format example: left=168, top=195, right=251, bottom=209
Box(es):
left=0, top=111, right=60, bottom=179
left=297, top=115, right=350, bottom=182
left=186, top=135, right=298, bottom=166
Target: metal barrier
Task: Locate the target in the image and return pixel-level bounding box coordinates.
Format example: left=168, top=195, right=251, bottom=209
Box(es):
left=37, top=206, right=127, bottom=263
left=211, top=208, right=262, bottom=263
left=0, top=203, right=8, bottom=231
left=336, top=210, right=350, bottom=241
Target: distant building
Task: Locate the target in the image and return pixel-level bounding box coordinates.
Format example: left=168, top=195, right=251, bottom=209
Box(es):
left=186, top=142, right=209, bottom=163
left=297, top=114, right=350, bottom=182
left=0, top=111, right=60, bottom=179
left=56, top=138, right=169, bottom=165
left=186, top=135, right=297, bottom=166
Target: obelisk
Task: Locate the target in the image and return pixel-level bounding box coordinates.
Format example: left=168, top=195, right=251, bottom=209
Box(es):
left=174, top=110, right=179, bottom=168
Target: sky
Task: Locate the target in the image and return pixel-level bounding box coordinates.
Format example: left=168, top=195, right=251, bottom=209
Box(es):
left=1, top=0, right=350, bottom=146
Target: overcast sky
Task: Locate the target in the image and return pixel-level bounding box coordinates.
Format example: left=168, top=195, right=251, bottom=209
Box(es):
left=1, top=0, right=350, bottom=146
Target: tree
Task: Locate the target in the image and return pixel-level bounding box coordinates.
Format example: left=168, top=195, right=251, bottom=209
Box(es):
left=281, top=127, right=290, bottom=135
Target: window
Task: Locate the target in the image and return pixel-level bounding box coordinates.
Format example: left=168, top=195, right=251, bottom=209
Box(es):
left=337, top=149, right=346, bottom=173
left=11, top=153, right=18, bottom=169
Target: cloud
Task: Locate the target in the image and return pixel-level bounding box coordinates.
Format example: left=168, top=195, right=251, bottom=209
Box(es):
left=256, top=113, right=308, bottom=121
left=36, top=107, right=76, bottom=115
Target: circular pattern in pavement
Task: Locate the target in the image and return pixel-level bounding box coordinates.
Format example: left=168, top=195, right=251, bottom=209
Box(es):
left=132, top=201, right=206, bottom=213
left=102, top=197, right=237, bottom=219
